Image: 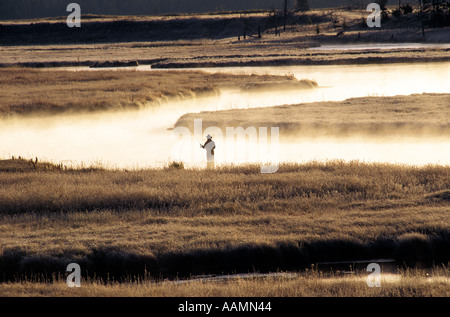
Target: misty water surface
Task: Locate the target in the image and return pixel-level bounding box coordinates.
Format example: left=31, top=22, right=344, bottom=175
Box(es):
left=0, top=62, right=449, bottom=168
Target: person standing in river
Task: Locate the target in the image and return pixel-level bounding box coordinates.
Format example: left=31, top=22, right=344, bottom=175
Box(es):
left=201, top=134, right=215, bottom=169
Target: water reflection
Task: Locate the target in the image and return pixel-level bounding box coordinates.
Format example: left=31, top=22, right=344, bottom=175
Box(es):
left=0, top=62, right=449, bottom=168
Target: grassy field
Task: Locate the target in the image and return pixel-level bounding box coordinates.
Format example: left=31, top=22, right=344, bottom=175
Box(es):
left=1, top=159, right=449, bottom=292
left=176, top=93, right=450, bottom=139
left=1, top=40, right=448, bottom=69
left=1, top=7, right=449, bottom=296
left=1, top=9, right=449, bottom=69
left=0, top=68, right=315, bottom=117
left=0, top=67, right=448, bottom=297
left=1, top=267, right=449, bottom=297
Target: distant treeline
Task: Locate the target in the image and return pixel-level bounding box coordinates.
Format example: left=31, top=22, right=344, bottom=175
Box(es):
left=0, top=0, right=368, bottom=20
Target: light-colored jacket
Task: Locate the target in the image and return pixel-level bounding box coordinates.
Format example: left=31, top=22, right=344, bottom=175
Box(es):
left=202, top=139, right=216, bottom=162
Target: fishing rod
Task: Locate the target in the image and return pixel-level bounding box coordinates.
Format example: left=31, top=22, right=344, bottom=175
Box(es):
left=170, top=116, right=205, bottom=149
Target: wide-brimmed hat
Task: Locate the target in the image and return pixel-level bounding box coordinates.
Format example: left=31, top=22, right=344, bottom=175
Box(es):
left=206, top=134, right=212, bottom=139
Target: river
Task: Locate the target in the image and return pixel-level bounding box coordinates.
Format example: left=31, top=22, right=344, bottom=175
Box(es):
left=0, top=61, right=449, bottom=169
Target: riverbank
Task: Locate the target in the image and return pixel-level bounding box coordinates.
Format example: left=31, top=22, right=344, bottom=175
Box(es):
left=0, top=159, right=449, bottom=286
left=1, top=41, right=448, bottom=69
left=1, top=8, right=449, bottom=297
left=1, top=267, right=449, bottom=297
left=1, top=9, right=449, bottom=69
left=176, top=93, right=450, bottom=140
left=0, top=68, right=316, bottom=117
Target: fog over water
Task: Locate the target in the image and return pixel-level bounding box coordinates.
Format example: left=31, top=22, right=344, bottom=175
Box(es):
left=1, top=61, right=449, bottom=169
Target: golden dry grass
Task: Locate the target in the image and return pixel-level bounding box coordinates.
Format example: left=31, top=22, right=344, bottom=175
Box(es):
left=177, top=93, right=450, bottom=139
left=1, top=8, right=449, bottom=297
left=0, top=159, right=449, bottom=288
left=0, top=267, right=448, bottom=297
left=2, top=41, right=448, bottom=69
left=1, top=159, right=449, bottom=216
left=1, top=9, right=449, bottom=69
left=0, top=68, right=308, bottom=117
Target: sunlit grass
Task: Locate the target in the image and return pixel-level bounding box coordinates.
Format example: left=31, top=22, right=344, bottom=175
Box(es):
left=0, top=159, right=448, bottom=288
left=0, top=266, right=448, bottom=297
left=1, top=159, right=449, bottom=215
left=0, top=68, right=310, bottom=117
left=177, top=93, right=450, bottom=139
